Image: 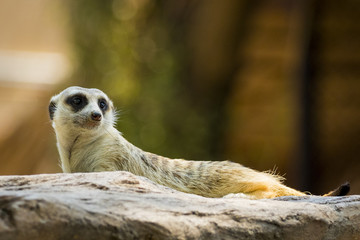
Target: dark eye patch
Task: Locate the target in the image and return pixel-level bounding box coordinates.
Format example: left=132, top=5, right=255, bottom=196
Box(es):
left=98, top=98, right=108, bottom=114
left=65, top=94, right=88, bottom=112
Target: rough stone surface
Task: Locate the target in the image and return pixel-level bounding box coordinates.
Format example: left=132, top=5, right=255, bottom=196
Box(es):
left=0, top=171, right=359, bottom=240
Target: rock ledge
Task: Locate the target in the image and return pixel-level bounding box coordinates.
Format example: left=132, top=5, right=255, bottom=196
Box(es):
left=0, top=171, right=359, bottom=240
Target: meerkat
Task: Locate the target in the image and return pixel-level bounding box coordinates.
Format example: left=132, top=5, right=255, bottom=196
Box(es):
left=49, top=86, right=349, bottom=199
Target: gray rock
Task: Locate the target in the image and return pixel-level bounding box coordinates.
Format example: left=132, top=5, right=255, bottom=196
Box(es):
left=0, top=171, right=359, bottom=240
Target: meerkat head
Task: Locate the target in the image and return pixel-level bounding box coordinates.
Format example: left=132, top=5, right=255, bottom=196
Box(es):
left=49, top=86, right=116, bottom=133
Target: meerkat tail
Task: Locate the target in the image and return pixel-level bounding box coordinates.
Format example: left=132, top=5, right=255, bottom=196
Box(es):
left=323, top=182, right=350, bottom=197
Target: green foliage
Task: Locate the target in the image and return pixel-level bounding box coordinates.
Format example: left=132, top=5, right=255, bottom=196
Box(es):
left=65, top=0, right=213, bottom=160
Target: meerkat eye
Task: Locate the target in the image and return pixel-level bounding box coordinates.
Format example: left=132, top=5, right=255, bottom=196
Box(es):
left=99, top=100, right=107, bottom=109
left=72, top=96, right=82, bottom=105
left=65, top=94, right=88, bottom=112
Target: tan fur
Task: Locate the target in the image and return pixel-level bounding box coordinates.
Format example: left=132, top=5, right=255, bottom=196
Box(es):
left=50, top=86, right=306, bottom=199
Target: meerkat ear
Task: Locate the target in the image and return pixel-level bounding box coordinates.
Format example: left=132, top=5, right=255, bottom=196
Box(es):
left=110, top=100, right=115, bottom=112
left=48, top=100, right=57, bottom=120
left=108, top=99, right=119, bottom=123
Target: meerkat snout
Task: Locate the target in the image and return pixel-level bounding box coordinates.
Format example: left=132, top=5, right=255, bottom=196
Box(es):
left=91, top=111, right=102, bottom=121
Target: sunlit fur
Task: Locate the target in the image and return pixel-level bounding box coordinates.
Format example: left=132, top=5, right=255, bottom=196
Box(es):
left=50, top=86, right=305, bottom=199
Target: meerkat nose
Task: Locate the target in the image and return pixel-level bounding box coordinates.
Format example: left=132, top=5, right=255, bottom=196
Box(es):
left=91, top=112, right=102, bottom=121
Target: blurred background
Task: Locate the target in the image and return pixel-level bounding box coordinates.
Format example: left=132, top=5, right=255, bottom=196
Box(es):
left=0, top=0, right=359, bottom=195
